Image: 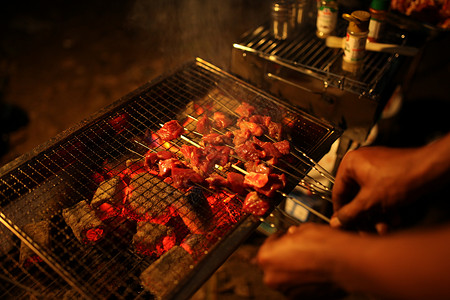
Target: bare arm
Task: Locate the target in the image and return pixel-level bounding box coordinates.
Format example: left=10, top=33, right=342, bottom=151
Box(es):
left=257, top=222, right=450, bottom=300
left=331, top=132, right=450, bottom=228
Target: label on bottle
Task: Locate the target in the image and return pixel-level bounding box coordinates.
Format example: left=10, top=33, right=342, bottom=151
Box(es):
left=316, top=6, right=338, bottom=35
left=368, top=19, right=382, bottom=41
left=343, top=32, right=367, bottom=62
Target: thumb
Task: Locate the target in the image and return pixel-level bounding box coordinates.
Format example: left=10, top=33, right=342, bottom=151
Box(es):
left=332, top=197, right=369, bottom=228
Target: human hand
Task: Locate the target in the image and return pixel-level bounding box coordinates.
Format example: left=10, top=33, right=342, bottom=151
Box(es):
left=331, top=145, right=425, bottom=230
left=256, top=223, right=350, bottom=299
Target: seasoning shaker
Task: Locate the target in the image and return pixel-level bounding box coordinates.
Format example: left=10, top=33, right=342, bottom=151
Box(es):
left=296, top=0, right=308, bottom=27
left=316, top=0, right=338, bottom=39
left=368, top=0, right=389, bottom=42
left=342, top=10, right=371, bottom=73
left=271, top=0, right=297, bottom=40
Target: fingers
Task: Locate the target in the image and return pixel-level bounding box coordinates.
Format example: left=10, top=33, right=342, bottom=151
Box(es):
left=331, top=195, right=370, bottom=228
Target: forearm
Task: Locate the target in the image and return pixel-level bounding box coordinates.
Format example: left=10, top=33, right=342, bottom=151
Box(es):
left=332, top=224, right=450, bottom=300
left=415, top=132, right=450, bottom=192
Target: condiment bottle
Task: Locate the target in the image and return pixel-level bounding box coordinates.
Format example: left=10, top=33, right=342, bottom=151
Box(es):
left=316, top=0, right=338, bottom=38
left=271, top=0, right=297, bottom=40
left=342, top=10, right=370, bottom=72
left=368, top=0, right=389, bottom=42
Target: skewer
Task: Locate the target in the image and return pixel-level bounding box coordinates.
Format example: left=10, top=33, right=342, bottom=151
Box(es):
left=154, top=123, right=331, bottom=202
left=127, top=145, right=290, bottom=229
left=133, top=129, right=331, bottom=224
left=184, top=114, right=332, bottom=199
left=210, top=84, right=336, bottom=184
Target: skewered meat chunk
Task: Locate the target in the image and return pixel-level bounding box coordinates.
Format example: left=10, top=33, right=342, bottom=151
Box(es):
left=244, top=172, right=269, bottom=189
left=235, top=102, right=256, bottom=117
left=157, top=120, right=184, bottom=142
left=133, top=221, right=176, bottom=257
left=227, top=172, right=246, bottom=195
left=140, top=246, right=194, bottom=300
left=20, top=220, right=51, bottom=266
left=62, top=200, right=105, bottom=244
left=145, top=150, right=176, bottom=168
left=254, top=173, right=287, bottom=198
left=232, top=129, right=252, bottom=146
left=158, top=158, right=185, bottom=177
left=200, top=131, right=233, bottom=146
left=127, top=172, right=208, bottom=233
left=273, top=140, right=290, bottom=155
left=90, top=177, right=125, bottom=209
left=267, top=121, right=283, bottom=141
left=205, top=174, right=229, bottom=190
left=181, top=144, right=231, bottom=177
left=249, top=114, right=271, bottom=128
left=237, top=118, right=265, bottom=137
left=171, top=167, right=204, bottom=190
left=244, top=160, right=272, bottom=174
left=242, top=191, right=270, bottom=216
left=196, top=115, right=212, bottom=134
left=213, top=112, right=233, bottom=129
left=234, top=140, right=265, bottom=161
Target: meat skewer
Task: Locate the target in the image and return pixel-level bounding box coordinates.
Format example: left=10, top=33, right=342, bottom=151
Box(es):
left=146, top=117, right=332, bottom=203
left=133, top=135, right=330, bottom=223
left=185, top=114, right=332, bottom=199
left=210, top=84, right=336, bottom=184
left=128, top=144, right=314, bottom=225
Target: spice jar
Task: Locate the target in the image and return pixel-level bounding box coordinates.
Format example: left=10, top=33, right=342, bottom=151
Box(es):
left=368, top=0, right=389, bottom=42
left=271, top=0, right=297, bottom=40
left=316, top=0, right=338, bottom=38
left=342, top=10, right=370, bottom=72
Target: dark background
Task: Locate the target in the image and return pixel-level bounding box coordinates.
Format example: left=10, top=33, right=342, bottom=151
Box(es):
left=0, top=0, right=272, bottom=166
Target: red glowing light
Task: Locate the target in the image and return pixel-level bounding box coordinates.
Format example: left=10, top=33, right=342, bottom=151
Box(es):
left=85, top=228, right=104, bottom=242
left=24, top=255, right=44, bottom=267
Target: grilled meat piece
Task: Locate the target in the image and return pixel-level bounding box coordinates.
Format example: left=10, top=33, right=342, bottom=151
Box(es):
left=237, top=118, right=265, bottom=137
left=244, top=172, right=269, bottom=189
left=213, top=112, right=233, bottom=129
left=158, top=158, right=185, bottom=177
left=235, top=102, right=256, bottom=117
left=227, top=172, right=246, bottom=195
left=242, top=191, right=270, bottom=216
left=244, top=160, right=272, bottom=174
left=254, top=173, right=286, bottom=198
left=234, top=140, right=265, bottom=161
left=267, top=120, right=283, bottom=141
left=196, top=115, right=212, bottom=134
left=232, top=129, right=252, bottom=146
left=171, top=167, right=204, bottom=189
left=157, top=120, right=184, bottom=142
left=200, top=131, right=233, bottom=146
left=205, top=173, right=229, bottom=190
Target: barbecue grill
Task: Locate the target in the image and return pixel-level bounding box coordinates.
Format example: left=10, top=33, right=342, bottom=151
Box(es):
left=231, top=19, right=406, bottom=147
left=0, top=58, right=341, bottom=299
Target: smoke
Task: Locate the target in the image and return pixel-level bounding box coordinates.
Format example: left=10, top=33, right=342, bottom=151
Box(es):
left=127, top=0, right=271, bottom=70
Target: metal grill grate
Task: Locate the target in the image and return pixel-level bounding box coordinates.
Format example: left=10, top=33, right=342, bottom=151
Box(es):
left=0, top=58, right=340, bottom=300
left=233, top=22, right=399, bottom=98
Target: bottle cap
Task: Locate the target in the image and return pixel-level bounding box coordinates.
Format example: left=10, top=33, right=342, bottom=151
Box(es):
left=370, top=0, right=390, bottom=11
left=342, top=11, right=370, bottom=32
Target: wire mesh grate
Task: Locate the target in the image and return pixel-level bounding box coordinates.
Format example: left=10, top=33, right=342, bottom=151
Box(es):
left=0, top=58, right=339, bottom=299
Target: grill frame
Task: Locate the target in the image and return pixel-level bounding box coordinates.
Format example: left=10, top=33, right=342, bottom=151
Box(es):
left=0, top=58, right=341, bottom=299
left=231, top=21, right=405, bottom=143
